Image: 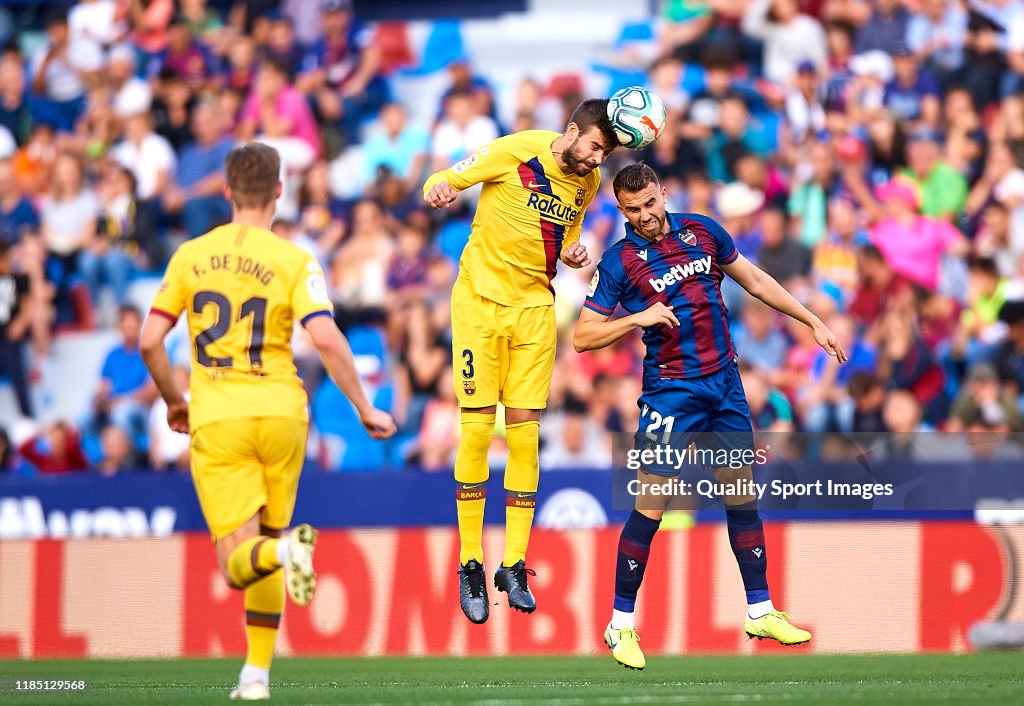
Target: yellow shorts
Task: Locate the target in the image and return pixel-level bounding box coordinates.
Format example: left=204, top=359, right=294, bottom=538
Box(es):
left=189, top=417, right=308, bottom=540
left=451, top=279, right=556, bottom=409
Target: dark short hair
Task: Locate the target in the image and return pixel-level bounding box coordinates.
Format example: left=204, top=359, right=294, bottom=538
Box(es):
left=119, top=304, right=142, bottom=321
left=259, top=55, right=290, bottom=77
left=567, top=98, right=617, bottom=150
left=969, top=256, right=1000, bottom=277
left=225, top=143, right=281, bottom=209
left=613, top=162, right=660, bottom=197
left=858, top=243, right=885, bottom=262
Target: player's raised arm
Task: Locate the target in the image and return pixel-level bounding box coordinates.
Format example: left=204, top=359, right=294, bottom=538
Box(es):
left=422, top=135, right=516, bottom=209
left=722, top=252, right=848, bottom=363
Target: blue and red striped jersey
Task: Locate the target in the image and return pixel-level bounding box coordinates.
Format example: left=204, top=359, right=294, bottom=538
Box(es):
left=584, top=213, right=739, bottom=384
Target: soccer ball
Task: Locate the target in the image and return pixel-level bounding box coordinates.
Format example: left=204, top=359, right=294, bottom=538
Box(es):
left=606, top=87, right=667, bottom=150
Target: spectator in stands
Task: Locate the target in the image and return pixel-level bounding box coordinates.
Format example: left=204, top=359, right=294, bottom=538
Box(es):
left=40, top=152, right=99, bottom=322
left=111, top=111, right=177, bottom=208
left=881, top=389, right=930, bottom=458
left=0, top=426, right=11, bottom=472
left=296, top=159, right=346, bottom=254
left=946, top=361, right=1020, bottom=432
left=994, top=299, right=1024, bottom=404
left=129, top=0, right=175, bottom=79
left=160, top=15, right=216, bottom=92
left=899, top=128, right=966, bottom=221
left=416, top=367, right=460, bottom=471
left=704, top=95, right=773, bottom=183
left=733, top=298, right=789, bottom=377
left=430, top=90, right=498, bottom=173
left=149, top=68, right=195, bottom=151
left=849, top=371, right=887, bottom=435
left=297, top=0, right=384, bottom=148
left=813, top=196, right=868, bottom=296
left=801, top=313, right=877, bottom=432
left=18, top=420, right=88, bottom=473
left=81, top=163, right=160, bottom=307
left=361, top=103, right=429, bottom=193
left=95, top=424, right=143, bottom=475
left=940, top=87, right=984, bottom=183
left=868, top=176, right=966, bottom=292
left=91, top=305, right=158, bottom=446
left=756, top=204, right=812, bottom=284
left=29, top=9, right=87, bottom=132
left=394, top=299, right=449, bottom=437
left=0, top=240, right=32, bottom=418
left=854, top=0, right=911, bottom=56
left=330, top=199, right=394, bottom=324
left=438, top=58, right=498, bottom=126
left=965, top=141, right=1024, bottom=238
left=739, top=364, right=795, bottom=432
left=0, top=53, right=30, bottom=146
left=0, top=158, right=38, bottom=246
left=884, top=43, right=941, bottom=129
left=906, top=0, right=967, bottom=81
left=240, top=55, right=319, bottom=214
left=149, top=364, right=190, bottom=471
left=878, top=306, right=949, bottom=423
left=957, top=256, right=1009, bottom=362
left=974, top=201, right=1022, bottom=278
left=177, top=0, right=224, bottom=51
left=262, top=14, right=305, bottom=80
left=540, top=402, right=612, bottom=469
left=162, top=99, right=233, bottom=239
left=741, top=0, right=827, bottom=85
left=785, top=61, right=827, bottom=146
left=221, top=36, right=257, bottom=95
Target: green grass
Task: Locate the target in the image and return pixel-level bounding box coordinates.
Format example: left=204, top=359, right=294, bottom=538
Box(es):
left=0, top=654, right=1021, bottom=705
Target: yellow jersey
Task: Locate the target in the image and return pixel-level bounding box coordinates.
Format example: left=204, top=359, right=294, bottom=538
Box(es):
left=423, top=129, right=600, bottom=307
left=149, top=224, right=333, bottom=431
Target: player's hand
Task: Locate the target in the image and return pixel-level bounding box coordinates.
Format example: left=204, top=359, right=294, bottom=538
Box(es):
left=425, top=181, right=458, bottom=209
left=560, top=242, right=592, bottom=268
left=361, top=408, right=397, bottom=440
left=813, top=322, right=848, bottom=364
left=632, top=302, right=679, bottom=328
left=167, top=400, right=190, bottom=434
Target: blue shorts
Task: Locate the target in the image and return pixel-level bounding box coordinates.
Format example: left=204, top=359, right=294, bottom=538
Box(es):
left=634, top=361, right=754, bottom=476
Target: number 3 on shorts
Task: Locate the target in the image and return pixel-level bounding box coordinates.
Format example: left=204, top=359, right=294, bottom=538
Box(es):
left=462, top=348, right=475, bottom=379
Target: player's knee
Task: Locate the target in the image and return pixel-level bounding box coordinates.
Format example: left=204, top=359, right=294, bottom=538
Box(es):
left=636, top=507, right=664, bottom=522
left=455, top=411, right=496, bottom=483
left=220, top=567, right=243, bottom=591
left=505, top=419, right=540, bottom=459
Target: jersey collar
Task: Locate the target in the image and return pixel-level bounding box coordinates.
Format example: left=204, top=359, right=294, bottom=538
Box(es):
left=624, top=212, right=684, bottom=247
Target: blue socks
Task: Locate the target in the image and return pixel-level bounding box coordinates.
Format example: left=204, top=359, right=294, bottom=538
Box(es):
left=726, top=500, right=770, bottom=605
left=613, top=510, right=661, bottom=612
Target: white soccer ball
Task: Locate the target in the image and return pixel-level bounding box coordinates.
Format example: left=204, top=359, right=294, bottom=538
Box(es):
left=607, top=87, right=667, bottom=150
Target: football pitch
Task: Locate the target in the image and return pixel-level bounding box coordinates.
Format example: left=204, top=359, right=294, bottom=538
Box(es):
left=1, top=654, right=1021, bottom=705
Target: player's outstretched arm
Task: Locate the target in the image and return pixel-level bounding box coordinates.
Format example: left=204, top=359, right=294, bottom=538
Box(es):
left=723, top=253, right=848, bottom=363
left=305, top=315, right=397, bottom=439
left=140, top=312, right=189, bottom=434
left=573, top=303, right=678, bottom=353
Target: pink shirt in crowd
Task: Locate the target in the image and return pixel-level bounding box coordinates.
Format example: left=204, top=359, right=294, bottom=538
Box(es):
left=869, top=216, right=959, bottom=291
left=242, top=86, right=321, bottom=157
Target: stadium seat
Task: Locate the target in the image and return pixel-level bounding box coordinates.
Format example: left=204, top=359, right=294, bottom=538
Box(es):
left=403, top=19, right=465, bottom=75
left=376, top=21, right=415, bottom=75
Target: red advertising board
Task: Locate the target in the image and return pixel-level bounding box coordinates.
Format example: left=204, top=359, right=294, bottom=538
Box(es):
left=0, top=523, right=1012, bottom=658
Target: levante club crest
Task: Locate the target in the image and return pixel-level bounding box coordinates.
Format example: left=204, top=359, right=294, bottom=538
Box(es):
left=680, top=229, right=697, bottom=245
left=463, top=381, right=477, bottom=395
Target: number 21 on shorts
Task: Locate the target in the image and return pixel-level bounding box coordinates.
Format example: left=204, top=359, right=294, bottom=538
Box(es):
left=642, top=404, right=675, bottom=444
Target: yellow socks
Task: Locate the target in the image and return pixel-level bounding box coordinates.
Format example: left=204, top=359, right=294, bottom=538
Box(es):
left=244, top=570, right=285, bottom=671
left=227, top=536, right=282, bottom=589
left=503, top=420, right=539, bottom=567
left=454, top=412, right=495, bottom=565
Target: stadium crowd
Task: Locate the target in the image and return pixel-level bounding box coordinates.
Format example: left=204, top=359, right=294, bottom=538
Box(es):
left=2, top=0, right=1024, bottom=475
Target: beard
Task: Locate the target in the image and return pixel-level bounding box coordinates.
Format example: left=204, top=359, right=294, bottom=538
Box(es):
left=562, top=137, right=598, bottom=176
left=636, top=211, right=667, bottom=239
